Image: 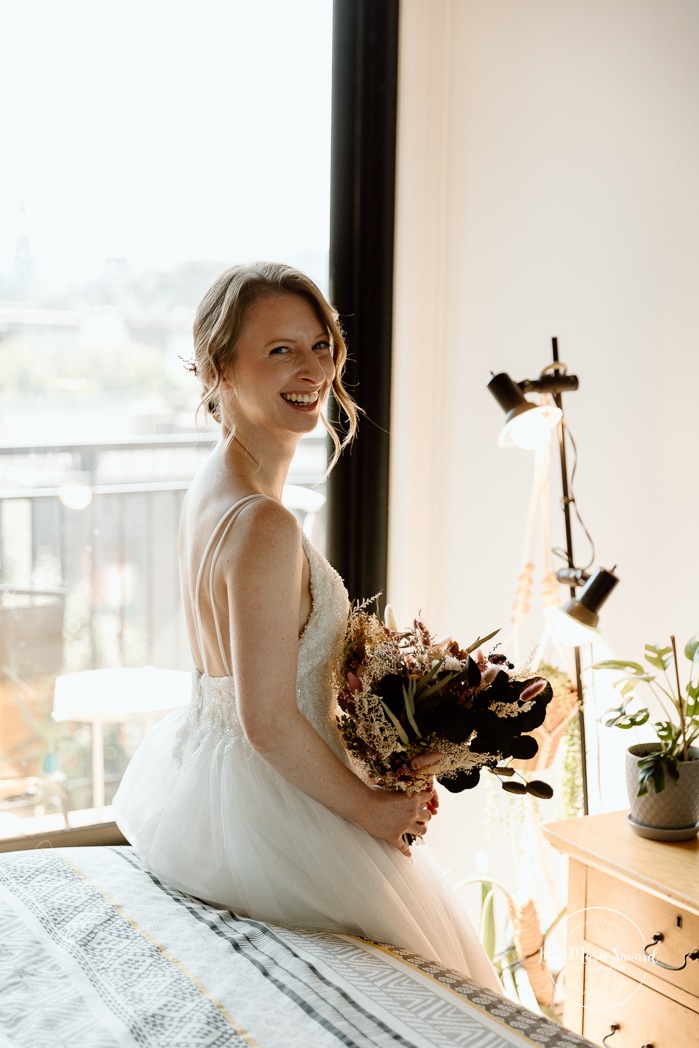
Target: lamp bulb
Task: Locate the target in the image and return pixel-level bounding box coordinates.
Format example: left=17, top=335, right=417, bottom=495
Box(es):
left=499, top=404, right=562, bottom=450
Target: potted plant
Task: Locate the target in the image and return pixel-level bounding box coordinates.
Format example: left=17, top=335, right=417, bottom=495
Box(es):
left=594, top=634, right=699, bottom=840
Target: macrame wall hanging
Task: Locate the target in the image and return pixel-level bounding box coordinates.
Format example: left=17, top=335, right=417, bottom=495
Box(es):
left=508, top=434, right=579, bottom=775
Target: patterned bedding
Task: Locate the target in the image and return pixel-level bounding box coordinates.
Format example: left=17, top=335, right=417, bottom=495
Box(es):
left=0, top=847, right=592, bottom=1048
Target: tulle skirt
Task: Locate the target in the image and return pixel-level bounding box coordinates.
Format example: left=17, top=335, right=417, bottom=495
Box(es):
left=114, top=708, right=500, bottom=992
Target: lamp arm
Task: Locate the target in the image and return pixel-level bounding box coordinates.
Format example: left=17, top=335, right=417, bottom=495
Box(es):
left=519, top=373, right=579, bottom=396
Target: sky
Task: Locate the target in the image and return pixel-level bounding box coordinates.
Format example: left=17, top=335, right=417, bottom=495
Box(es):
left=0, top=0, right=333, bottom=287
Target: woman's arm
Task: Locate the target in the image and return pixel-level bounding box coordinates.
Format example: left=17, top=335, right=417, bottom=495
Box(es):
left=221, top=499, right=432, bottom=855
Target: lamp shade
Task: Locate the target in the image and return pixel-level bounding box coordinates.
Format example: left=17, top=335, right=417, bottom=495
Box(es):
left=564, top=568, right=619, bottom=627
left=547, top=567, right=620, bottom=646
left=487, top=372, right=562, bottom=450
left=487, top=372, right=529, bottom=416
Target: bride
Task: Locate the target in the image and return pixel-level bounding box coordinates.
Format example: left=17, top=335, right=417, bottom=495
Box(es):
left=114, top=262, right=499, bottom=989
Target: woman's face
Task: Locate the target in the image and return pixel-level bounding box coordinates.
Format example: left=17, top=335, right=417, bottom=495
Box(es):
left=223, top=292, right=335, bottom=440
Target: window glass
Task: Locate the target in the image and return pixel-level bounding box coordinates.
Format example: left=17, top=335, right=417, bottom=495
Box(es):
left=0, top=0, right=332, bottom=839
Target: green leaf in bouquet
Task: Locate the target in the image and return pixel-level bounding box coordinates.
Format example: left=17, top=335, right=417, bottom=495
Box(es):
left=526, top=780, right=554, bottom=799
left=412, top=658, right=445, bottom=700
left=415, top=660, right=462, bottom=702
left=501, top=781, right=527, bottom=795
left=401, top=681, right=422, bottom=739
left=685, top=635, right=699, bottom=663
left=461, top=628, right=500, bottom=659
left=491, top=766, right=515, bottom=777
left=420, top=674, right=462, bottom=702
left=379, top=700, right=410, bottom=746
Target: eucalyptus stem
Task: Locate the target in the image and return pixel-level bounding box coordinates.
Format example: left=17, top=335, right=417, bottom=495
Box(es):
left=671, top=635, right=688, bottom=762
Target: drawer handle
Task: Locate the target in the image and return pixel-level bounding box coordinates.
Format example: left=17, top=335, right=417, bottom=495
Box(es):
left=643, top=932, right=699, bottom=970
left=602, top=1023, right=620, bottom=1045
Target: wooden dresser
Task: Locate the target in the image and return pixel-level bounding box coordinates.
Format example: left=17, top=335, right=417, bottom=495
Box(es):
left=543, top=811, right=699, bottom=1048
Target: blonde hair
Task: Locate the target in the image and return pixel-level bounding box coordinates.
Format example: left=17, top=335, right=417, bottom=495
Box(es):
left=193, top=262, right=359, bottom=469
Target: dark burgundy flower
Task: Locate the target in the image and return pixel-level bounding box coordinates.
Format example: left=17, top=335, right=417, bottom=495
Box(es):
left=488, top=653, right=514, bottom=670
left=438, top=767, right=481, bottom=792
left=464, top=655, right=482, bottom=686
left=509, top=734, right=539, bottom=760
left=506, top=679, right=553, bottom=731
left=375, top=673, right=407, bottom=716
left=414, top=693, right=475, bottom=743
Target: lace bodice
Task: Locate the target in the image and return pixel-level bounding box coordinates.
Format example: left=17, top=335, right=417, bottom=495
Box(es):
left=174, top=500, right=350, bottom=764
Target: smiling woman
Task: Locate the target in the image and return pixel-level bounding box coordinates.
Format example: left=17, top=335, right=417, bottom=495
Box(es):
left=111, top=261, right=501, bottom=988
left=191, top=262, right=359, bottom=469
left=231, top=294, right=336, bottom=431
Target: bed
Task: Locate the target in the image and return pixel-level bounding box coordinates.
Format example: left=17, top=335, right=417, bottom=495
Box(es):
left=0, top=844, right=593, bottom=1048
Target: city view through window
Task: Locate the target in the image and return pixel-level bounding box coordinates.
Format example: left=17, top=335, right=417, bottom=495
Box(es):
left=0, top=0, right=332, bottom=838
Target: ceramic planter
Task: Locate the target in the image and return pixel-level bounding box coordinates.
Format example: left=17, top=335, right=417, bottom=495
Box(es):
left=626, top=743, right=699, bottom=840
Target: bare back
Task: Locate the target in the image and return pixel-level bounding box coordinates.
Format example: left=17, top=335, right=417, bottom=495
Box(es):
left=179, top=455, right=312, bottom=677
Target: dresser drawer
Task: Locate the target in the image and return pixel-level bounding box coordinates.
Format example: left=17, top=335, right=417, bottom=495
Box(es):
left=586, top=867, right=699, bottom=1000
left=582, top=957, right=699, bottom=1048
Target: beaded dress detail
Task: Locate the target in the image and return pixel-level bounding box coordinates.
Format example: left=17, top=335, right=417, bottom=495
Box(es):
left=113, top=497, right=499, bottom=987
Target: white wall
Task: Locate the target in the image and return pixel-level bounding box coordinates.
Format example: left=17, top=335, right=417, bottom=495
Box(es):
left=389, top=0, right=699, bottom=889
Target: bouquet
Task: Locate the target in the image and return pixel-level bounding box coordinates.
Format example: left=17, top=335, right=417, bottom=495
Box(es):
left=335, top=604, right=554, bottom=802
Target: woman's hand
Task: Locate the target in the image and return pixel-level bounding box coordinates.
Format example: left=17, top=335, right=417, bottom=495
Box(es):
left=409, top=751, right=442, bottom=817
left=362, top=787, right=436, bottom=857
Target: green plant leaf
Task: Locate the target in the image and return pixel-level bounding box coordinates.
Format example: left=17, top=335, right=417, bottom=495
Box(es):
left=645, top=643, right=673, bottom=669
left=593, top=659, right=646, bottom=674
left=685, top=685, right=699, bottom=718
left=636, top=752, right=680, bottom=795
left=655, top=720, right=680, bottom=745
left=501, top=780, right=527, bottom=795
left=651, top=764, right=665, bottom=794
left=527, top=780, right=554, bottom=799
left=603, top=707, right=649, bottom=729
left=685, top=635, right=699, bottom=663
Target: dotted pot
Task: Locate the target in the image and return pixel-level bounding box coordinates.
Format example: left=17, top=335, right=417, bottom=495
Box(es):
left=626, top=743, right=699, bottom=840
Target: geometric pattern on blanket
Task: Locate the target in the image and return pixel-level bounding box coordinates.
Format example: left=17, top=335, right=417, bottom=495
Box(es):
left=0, top=847, right=594, bottom=1048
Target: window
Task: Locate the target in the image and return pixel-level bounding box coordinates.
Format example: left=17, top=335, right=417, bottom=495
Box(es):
left=0, top=0, right=332, bottom=840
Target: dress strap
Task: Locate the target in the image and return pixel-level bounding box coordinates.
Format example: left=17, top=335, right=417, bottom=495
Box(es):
left=193, top=493, right=267, bottom=676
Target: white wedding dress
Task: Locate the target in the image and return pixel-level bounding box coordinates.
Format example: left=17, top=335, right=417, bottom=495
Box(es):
left=113, top=495, right=499, bottom=989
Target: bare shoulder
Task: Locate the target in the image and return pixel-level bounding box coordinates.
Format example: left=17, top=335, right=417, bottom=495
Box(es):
left=219, top=495, right=303, bottom=584
left=234, top=495, right=301, bottom=546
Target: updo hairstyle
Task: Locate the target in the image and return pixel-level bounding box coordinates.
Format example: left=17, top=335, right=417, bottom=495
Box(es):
left=193, top=261, right=359, bottom=468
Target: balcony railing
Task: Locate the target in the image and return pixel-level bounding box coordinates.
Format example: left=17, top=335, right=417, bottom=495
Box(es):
left=0, top=432, right=327, bottom=835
